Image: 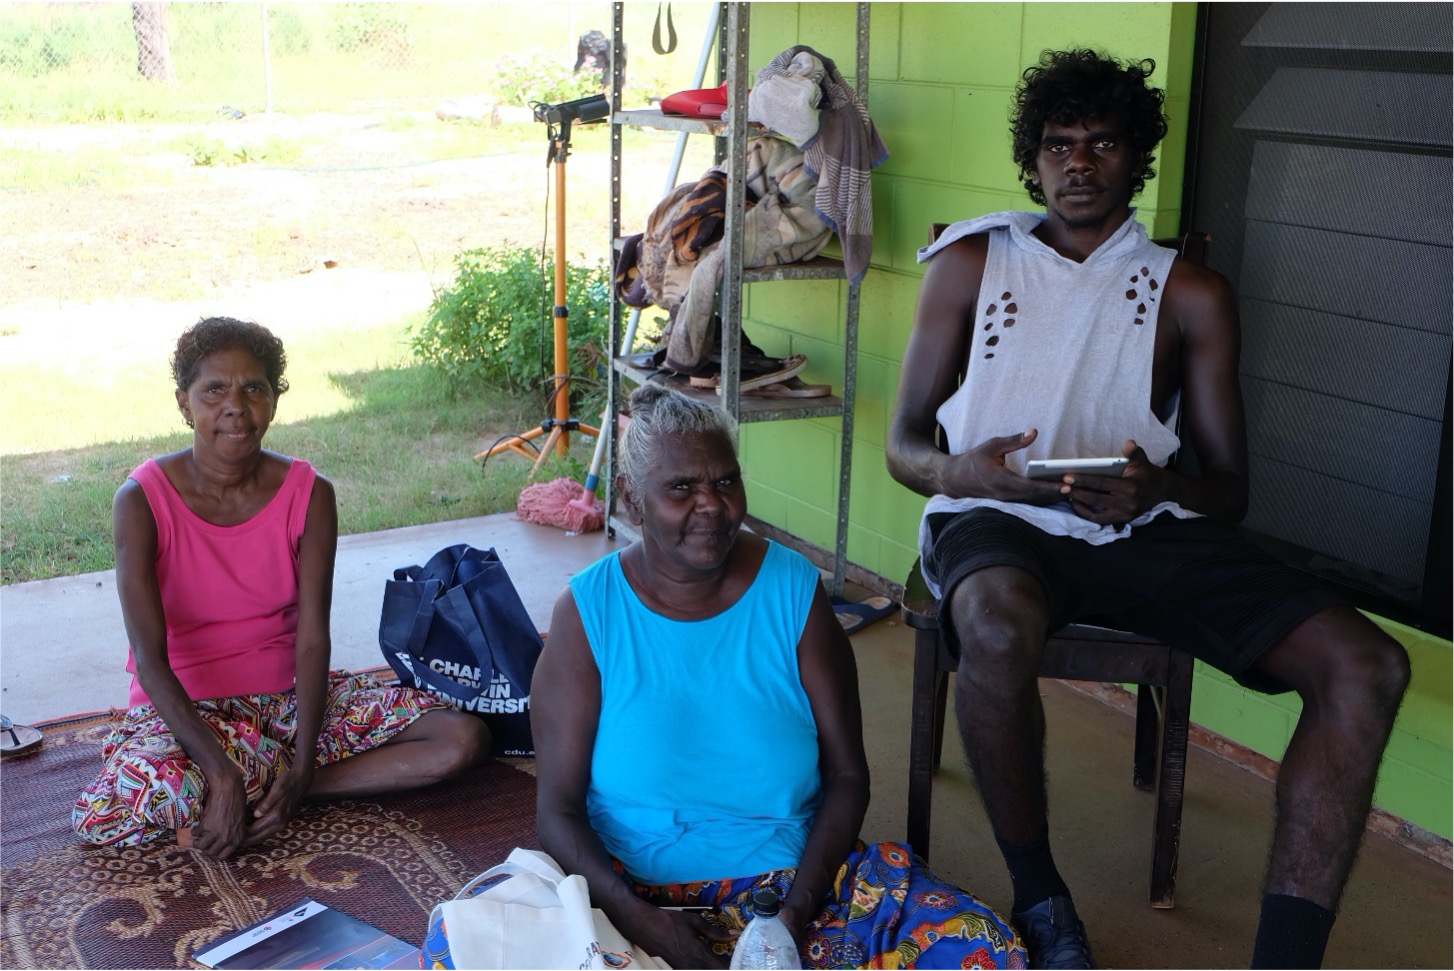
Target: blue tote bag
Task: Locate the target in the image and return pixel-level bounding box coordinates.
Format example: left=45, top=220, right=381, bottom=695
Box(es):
left=379, top=544, right=543, bottom=756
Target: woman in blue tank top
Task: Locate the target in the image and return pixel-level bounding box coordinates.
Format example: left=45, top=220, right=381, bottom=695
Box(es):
left=531, top=385, right=1023, bottom=970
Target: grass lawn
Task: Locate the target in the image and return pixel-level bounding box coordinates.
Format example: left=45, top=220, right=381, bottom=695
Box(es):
left=1, top=314, right=601, bottom=585
left=0, top=12, right=715, bottom=585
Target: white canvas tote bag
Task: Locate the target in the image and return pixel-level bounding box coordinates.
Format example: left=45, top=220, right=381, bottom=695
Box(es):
left=427, top=847, right=669, bottom=970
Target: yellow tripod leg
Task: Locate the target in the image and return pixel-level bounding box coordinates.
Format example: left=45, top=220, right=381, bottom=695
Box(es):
left=476, top=424, right=549, bottom=463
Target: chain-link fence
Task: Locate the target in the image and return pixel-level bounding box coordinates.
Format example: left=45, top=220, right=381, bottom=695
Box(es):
left=2, top=2, right=704, bottom=123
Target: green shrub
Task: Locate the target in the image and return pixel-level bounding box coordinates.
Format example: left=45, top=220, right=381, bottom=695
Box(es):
left=265, top=7, right=313, bottom=57
left=0, top=30, right=71, bottom=75
left=186, top=137, right=224, bottom=167
left=412, top=246, right=609, bottom=408
left=181, top=134, right=302, bottom=167
left=487, top=53, right=600, bottom=109
left=0, top=3, right=124, bottom=78
left=328, top=2, right=412, bottom=63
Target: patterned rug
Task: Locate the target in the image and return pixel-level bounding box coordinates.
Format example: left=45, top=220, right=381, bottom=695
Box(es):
left=0, top=711, right=538, bottom=969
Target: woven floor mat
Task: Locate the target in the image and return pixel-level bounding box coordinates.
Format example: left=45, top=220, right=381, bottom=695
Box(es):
left=0, top=711, right=537, bottom=969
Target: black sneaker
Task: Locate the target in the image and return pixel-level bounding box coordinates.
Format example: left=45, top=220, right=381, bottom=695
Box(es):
left=1011, top=895, right=1095, bottom=969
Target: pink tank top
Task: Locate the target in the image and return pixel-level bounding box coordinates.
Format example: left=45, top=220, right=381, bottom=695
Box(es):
left=124, top=456, right=317, bottom=707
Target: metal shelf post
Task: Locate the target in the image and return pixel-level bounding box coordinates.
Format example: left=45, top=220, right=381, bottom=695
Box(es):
left=606, top=2, right=870, bottom=598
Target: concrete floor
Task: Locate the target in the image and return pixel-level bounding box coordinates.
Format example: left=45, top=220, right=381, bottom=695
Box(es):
left=2, top=512, right=1449, bottom=968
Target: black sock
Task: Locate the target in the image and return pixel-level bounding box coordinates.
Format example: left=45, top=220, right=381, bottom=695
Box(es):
left=1251, top=893, right=1336, bottom=969
left=997, top=828, right=1071, bottom=914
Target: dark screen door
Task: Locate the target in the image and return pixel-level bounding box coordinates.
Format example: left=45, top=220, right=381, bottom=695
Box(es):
left=1186, top=2, right=1452, bottom=635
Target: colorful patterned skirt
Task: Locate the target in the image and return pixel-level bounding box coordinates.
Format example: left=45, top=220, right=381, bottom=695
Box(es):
left=423, top=841, right=1023, bottom=969
left=633, top=841, right=1024, bottom=969
left=72, top=670, right=448, bottom=847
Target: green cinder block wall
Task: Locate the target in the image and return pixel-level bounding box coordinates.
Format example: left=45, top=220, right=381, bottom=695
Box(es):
left=733, top=2, right=1452, bottom=840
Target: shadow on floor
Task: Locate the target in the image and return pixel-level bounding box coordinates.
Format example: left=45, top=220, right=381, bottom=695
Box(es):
left=848, top=617, right=1452, bottom=969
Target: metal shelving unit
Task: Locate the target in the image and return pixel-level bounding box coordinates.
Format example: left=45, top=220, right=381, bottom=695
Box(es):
left=605, top=1, right=869, bottom=597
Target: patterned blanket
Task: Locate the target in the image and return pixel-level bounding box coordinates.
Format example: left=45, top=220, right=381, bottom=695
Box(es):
left=617, top=136, right=832, bottom=371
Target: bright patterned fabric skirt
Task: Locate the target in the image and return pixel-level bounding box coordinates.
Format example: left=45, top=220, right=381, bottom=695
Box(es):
left=632, top=840, right=1025, bottom=969
left=72, top=670, right=448, bottom=847
left=418, top=837, right=1023, bottom=965
left=423, top=841, right=1025, bottom=969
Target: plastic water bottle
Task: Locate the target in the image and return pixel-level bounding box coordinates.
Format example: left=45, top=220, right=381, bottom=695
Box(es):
left=729, top=888, right=802, bottom=970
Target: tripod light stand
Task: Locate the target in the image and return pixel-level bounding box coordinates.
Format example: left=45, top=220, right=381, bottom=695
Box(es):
left=477, top=94, right=610, bottom=472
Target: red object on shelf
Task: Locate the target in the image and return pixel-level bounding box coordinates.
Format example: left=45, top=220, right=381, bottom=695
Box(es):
left=659, top=82, right=736, bottom=119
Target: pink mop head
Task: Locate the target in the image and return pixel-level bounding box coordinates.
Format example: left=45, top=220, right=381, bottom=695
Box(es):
left=517, top=476, right=605, bottom=532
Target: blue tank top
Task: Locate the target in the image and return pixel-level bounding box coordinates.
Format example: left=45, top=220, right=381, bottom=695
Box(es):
left=571, top=539, right=822, bottom=884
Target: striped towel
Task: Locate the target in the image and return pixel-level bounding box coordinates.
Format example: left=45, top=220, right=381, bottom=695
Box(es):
left=755, top=44, right=889, bottom=284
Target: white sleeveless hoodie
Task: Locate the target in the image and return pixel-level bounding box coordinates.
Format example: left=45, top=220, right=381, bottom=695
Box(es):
left=916, top=210, right=1200, bottom=597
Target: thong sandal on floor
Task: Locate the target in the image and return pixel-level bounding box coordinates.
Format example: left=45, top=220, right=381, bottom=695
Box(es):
left=0, top=715, right=43, bottom=758
left=831, top=595, right=897, bottom=635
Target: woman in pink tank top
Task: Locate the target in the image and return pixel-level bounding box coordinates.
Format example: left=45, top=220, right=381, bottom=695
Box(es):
left=73, top=317, right=489, bottom=859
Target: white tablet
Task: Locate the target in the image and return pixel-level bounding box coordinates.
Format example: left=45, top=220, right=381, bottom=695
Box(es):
left=1024, top=457, right=1129, bottom=480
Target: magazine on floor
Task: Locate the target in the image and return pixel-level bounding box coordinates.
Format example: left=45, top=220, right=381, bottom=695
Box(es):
left=193, top=897, right=420, bottom=970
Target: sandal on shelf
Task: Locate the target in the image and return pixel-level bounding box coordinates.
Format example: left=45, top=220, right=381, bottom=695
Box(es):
left=743, top=376, right=831, bottom=398
left=725, top=354, right=808, bottom=393
left=0, top=715, right=43, bottom=758
left=831, top=595, right=897, bottom=635
left=664, top=323, right=780, bottom=386
left=623, top=348, right=695, bottom=385
left=624, top=348, right=666, bottom=371
left=688, top=354, right=808, bottom=393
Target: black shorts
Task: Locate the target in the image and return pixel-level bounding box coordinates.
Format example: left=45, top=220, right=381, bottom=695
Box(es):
left=924, top=508, right=1347, bottom=694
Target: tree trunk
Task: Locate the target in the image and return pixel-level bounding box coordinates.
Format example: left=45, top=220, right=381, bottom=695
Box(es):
left=131, top=2, right=174, bottom=82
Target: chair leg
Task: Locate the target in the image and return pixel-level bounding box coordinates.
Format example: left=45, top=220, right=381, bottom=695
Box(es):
left=908, top=626, right=943, bottom=861
left=1149, top=650, right=1194, bottom=908
left=1133, top=684, right=1160, bottom=791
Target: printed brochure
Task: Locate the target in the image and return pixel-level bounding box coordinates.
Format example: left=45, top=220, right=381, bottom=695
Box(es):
left=193, top=897, right=420, bottom=970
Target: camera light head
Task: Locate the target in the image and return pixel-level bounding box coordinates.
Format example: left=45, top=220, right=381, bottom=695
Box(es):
left=533, top=94, right=610, bottom=126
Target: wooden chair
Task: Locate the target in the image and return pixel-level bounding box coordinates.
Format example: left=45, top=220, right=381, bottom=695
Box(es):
left=903, top=226, right=1209, bottom=909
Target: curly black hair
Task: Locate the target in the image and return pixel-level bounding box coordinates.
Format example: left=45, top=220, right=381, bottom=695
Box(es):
left=1011, top=49, right=1168, bottom=206
left=171, top=316, right=289, bottom=396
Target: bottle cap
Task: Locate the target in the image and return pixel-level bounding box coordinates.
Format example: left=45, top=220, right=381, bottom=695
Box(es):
left=750, top=888, right=782, bottom=918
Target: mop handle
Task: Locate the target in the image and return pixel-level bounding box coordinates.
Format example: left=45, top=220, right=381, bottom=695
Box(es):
left=580, top=5, right=721, bottom=497
left=580, top=307, right=638, bottom=493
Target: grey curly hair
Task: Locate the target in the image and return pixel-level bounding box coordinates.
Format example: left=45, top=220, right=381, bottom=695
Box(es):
left=618, top=384, right=739, bottom=496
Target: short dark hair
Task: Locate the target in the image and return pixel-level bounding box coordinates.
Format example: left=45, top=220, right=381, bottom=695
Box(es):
left=171, top=316, right=289, bottom=396
left=1011, top=49, right=1168, bottom=206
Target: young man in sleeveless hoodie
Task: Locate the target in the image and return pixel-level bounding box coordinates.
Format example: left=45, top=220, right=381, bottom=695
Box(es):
left=886, top=49, right=1410, bottom=970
